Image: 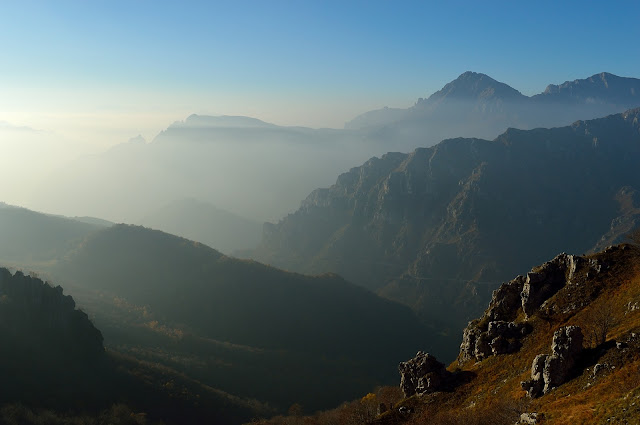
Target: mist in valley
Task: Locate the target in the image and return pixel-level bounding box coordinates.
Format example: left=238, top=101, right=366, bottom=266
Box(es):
left=1, top=2, right=640, bottom=424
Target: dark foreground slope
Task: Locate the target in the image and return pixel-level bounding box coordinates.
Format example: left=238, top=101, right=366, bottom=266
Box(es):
left=50, top=224, right=441, bottom=411
left=0, top=268, right=261, bottom=425
left=254, top=243, right=640, bottom=425
left=253, top=108, right=640, bottom=334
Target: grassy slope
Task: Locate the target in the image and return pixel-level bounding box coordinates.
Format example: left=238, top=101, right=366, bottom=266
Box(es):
left=253, top=244, right=640, bottom=424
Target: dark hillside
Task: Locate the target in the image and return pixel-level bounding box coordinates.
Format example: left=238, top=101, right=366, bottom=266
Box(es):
left=0, top=267, right=266, bottom=424
left=52, top=224, right=443, bottom=410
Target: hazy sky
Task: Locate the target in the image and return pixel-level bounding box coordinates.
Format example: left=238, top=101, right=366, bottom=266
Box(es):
left=1, top=0, right=639, bottom=149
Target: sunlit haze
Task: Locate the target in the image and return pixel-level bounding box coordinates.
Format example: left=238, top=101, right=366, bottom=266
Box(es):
left=2, top=1, right=639, bottom=142
left=1, top=0, right=639, bottom=222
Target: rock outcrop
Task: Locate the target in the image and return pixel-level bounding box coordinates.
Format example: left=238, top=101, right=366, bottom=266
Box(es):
left=254, top=108, right=640, bottom=352
left=521, top=326, right=584, bottom=397
left=460, top=252, right=603, bottom=363
left=398, top=351, right=452, bottom=397
left=521, top=253, right=586, bottom=318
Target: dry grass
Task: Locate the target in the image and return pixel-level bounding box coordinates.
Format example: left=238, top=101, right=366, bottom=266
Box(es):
left=250, top=246, right=640, bottom=425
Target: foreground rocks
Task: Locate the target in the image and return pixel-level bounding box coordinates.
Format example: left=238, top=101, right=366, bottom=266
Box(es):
left=398, top=351, right=452, bottom=397
left=521, top=326, right=584, bottom=397
left=460, top=252, right=604, bottom=363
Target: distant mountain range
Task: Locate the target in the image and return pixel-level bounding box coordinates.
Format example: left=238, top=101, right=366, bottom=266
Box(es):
left=346, top=71, right=640, bottom=149
left=25, top=72, right=640, bottom=226
left=137, top=198, right=263, bottom=254
left=251, top=108, right=640, bottom=332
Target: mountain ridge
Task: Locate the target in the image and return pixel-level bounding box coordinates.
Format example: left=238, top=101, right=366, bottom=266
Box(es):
left=345, top=72, right=640, bottom=144
left=252, top=108, right=640, bottom=337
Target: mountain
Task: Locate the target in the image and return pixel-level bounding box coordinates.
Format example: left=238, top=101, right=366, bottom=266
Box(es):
left=254, top=243, right=640, bottom=425
left=251, top=108, right=640, bottom=335
left=345, top=71, right=640, bottom=150
left=0, top=202, right=104, bottom=268
left=534, top=71, right=640, bottom=105
left=47, top=224, right=444, bottom=411
left=26, top=72, right=639, bottom=226
left=27, top=115, right=371, bottom=223
left=0, top=267, right=267, bottom=424
left=137, top=198, right=262, bottom=254
left=425, top=71, right=527, bottom=103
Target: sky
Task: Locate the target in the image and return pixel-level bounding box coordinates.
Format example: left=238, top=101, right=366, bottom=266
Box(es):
left=1, top=0, right=639, bottom=151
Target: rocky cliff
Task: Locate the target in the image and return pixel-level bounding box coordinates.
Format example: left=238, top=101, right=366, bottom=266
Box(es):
left=253, top=108, right=640, bottom=338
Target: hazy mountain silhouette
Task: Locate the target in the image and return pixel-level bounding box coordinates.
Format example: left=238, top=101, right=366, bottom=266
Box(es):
left=25, top=72, right=638, bottom=227
left=0, top=202, right=104, bottom=268
left=252, top=108, right=640, bottom=334
left=138, top=198, right=262, bottom=253
left=27, top=116, right=372, bottom=223
left=346, top=71, right=640, bottom=150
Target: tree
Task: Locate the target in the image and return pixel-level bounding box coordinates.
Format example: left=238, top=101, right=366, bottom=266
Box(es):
left=586, top=302, right=616, bottom=347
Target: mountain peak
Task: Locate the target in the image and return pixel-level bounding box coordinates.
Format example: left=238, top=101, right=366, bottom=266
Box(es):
left=539, top=72, right=640, bottom=103
left=181, top=114, right=275, bottom=129
left=127, top=134, right=146, bottom=144
left=424, top=71, right=526, bottom=103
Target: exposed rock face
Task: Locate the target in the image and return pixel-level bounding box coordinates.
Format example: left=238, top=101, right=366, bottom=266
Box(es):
left=399, top=351, right=452, bottom=397
left=521, top=253, right=586, bottom=318
left=254, top=108, right=640, bottom=346
left=460, top=319, right=530, bottom=362
left=518, top=412, right=544, bottom=424
left=521, top=326, right=584, bottom=397
left=460, top=252, right=603, bottom=362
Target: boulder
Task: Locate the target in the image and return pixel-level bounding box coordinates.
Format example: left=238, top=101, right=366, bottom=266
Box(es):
left=460, top=320, right=529, bottom=362
left=517, top=412, right=543, bottom=424
left=399, top=351, right=452, bottom=397
left=521, top=326, right=583, bottom=397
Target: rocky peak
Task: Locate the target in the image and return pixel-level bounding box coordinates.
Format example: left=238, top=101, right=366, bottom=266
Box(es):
left=422, top=71, right=526, bottom=104
left=538, top=72, right=640, bottom=105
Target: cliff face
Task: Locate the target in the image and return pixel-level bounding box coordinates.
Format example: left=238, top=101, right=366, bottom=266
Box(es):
left=253, top=109, right=640, bottom=331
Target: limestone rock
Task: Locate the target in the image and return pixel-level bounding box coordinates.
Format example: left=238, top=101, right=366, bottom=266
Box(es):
left=399, top=351, right=452, bottom=397
left=521, top=326, right=583, bottom=397
left=521, top=253, right=584, bottom=317
left=485, top=276, right=525, bottom=323
left=460, top=319, right=529, bottom=362
left=517, top=412, right=543, bottom=424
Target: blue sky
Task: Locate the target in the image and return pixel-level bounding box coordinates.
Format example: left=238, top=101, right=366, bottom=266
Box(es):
left=1, top=0, right=639, bottom=146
